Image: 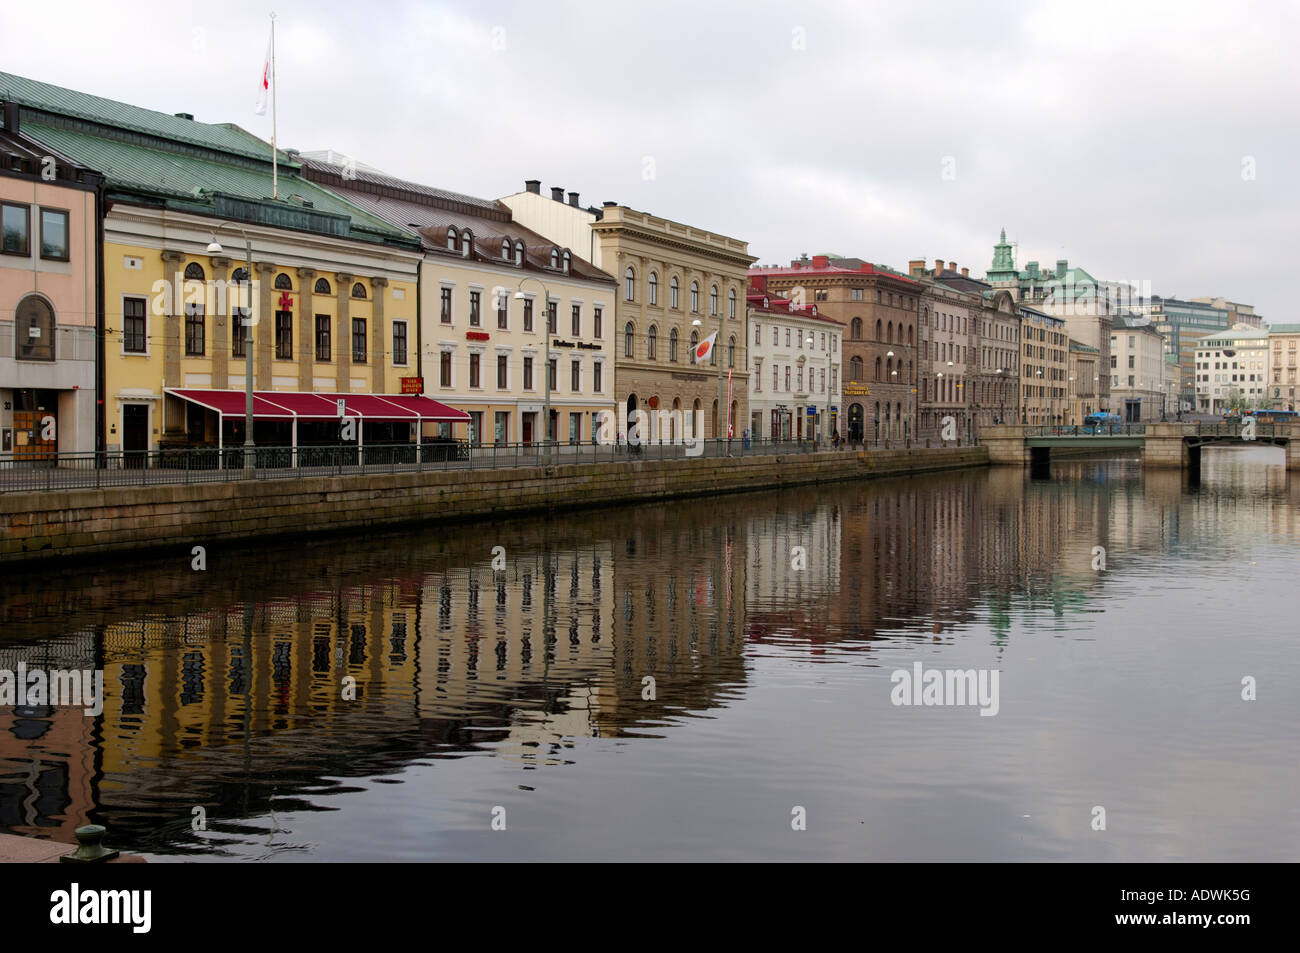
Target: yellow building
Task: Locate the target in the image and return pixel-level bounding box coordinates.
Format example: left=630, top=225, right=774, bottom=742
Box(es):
left=5, top=71, right=430, bottom=457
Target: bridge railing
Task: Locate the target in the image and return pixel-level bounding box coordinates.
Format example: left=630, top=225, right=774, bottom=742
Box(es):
left=1194, top=421, right=1281, bottom=438
left=1022, top=424, right=1147, bottom=437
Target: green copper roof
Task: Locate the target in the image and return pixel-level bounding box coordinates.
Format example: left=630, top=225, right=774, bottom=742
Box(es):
left=1, top=71, right=417, bottom=248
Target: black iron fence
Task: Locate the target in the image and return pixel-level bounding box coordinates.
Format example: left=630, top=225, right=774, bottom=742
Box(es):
left=0, top=435, right=980, bottom=494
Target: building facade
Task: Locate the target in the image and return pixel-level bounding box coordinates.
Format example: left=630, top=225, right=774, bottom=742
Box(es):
left=1110, top=316, right=1172, bottom=422
left=1266, top=324, right=1300, bottom=411
left=1067, top=339, right=1101, bottom=424
left=3, top=71, right=429, bottom=457
left=305, top=162, right=617, bottom=447
left=1195, top=326, right=1270, bottom=413
left=750, top=255, right=920, bottom=446
left=1019, top=306, right=1068, bottom=424
left=504, top=183, right=754, bottom=441
left=745, top=287, right=842, bottom=442
left=0, top=110, right=102, bottom=456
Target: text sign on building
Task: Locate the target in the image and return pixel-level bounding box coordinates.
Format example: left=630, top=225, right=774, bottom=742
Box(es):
left=401, top=377, right=424, bottom=395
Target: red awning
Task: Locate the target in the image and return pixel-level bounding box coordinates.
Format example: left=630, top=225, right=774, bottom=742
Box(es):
left=166, top=389, right=469, bottom=422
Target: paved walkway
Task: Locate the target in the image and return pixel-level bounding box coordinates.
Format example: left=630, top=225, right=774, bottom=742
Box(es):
left=0, top=831, right=144, bottom=863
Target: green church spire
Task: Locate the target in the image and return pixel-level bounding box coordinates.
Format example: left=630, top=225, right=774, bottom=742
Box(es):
left=989, top=228, right=1016, bottom=280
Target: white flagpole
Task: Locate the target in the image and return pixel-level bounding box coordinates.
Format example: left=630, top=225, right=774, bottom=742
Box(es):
left=270, top=12, right=278, bottom=200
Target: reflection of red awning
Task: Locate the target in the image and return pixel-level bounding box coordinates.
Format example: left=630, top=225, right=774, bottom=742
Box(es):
left=166, top=389, right=468, bottom=422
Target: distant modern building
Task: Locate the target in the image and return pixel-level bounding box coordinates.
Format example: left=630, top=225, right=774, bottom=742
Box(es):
left=1265, top=324, right=1300, bottom=411
left=1192, top=296, right=1261, bottom=329
left=1194, top=325, right=1270, bottom=413
left=1128, top=295, right=1231, bottom=407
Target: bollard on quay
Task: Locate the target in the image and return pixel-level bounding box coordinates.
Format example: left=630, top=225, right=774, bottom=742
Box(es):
left=60, top=824, right=120, bottom=863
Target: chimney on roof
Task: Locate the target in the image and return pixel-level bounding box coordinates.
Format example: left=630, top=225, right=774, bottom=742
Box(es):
left=948, top=261, right=957, bottom=273
left=551, top=187, right=564, bottom=202
left=1056, top=259, right=1067, bottom=278
left=525, top=179, right=541, bottom=194
left=2, top=100, right=18, bottom=134
left=174, top=112, right=194, bottom=121
left=602, top=201, right=617, bottom=207
left=908, top=259, right=925, bottom=277
left=934, top=259, right=944, bottom=274
left=568, top=191, right=579, bottom=207
left=961, top=267, right=969, bottom=277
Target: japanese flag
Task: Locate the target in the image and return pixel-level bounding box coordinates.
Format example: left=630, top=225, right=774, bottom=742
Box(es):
left=695, top=330, right=718, bottom=363
left=255, top=34, right=271, bottom=115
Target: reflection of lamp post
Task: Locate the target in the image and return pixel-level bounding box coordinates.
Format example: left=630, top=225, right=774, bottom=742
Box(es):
left=515, top=278, right=550, bottom=462
left=205, top=225, right=255, bottom=475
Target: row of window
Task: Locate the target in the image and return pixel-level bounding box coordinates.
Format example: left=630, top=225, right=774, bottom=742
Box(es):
left=444, top=228, right=573, bottom=274
left=622, top=323, right=737, bottom=367
left=1, top=201, right=69, bottom=260
left=752, top=324, right=838, bottom=352
left=847, top=317, right=915, bottom=345
left=436, top=351, right=603, bottom=393
left=439, top=287, right=604, bottom=337
left=180, top=262, right=368, bottom=298
left=121, top=296, right=405, bottom=365
left=623, top=267, right=738, bottom=317
left=752, top=364, right=837, bottom=395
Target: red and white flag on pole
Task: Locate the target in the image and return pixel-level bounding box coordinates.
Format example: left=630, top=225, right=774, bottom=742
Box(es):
left=255, top=32, right=272, bottom=115
left=694, top=330, right=718, bottom=364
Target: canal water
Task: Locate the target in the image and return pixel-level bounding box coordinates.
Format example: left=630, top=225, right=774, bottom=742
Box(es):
left=2, top=446, right=1297, bottom=861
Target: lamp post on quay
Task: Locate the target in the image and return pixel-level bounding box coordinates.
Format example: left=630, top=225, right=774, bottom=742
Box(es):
left=204, top=224, right=256, bottom=476
left=692, top=311, right=726, bottom=454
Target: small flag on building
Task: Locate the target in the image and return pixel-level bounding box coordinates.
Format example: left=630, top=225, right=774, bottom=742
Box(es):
left=255, top=32, right=271, bottom=115
left=695, top=330, right=718, bottom=364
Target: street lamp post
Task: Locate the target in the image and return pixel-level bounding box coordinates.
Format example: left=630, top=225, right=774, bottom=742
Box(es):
left=515, top=279, right=551, bottom=464
left=205, top=225, right=256, bottom=475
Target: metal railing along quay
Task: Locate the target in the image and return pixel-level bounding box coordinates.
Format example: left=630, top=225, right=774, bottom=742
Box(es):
left=0, top=436, right=966, bottom=494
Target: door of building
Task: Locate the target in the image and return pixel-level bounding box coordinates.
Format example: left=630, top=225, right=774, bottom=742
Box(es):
left=123, top=404, right=148, bottom=468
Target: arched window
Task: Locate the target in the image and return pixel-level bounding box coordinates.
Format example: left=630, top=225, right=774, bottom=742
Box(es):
left=274, top=273, right=292, bottom=290
left=690, top=330, right=699, bottom=363
left=562, top=250, right=570, bottom=273
left=728, top=288, right=737, bottom=319
left=849, top=356, right=863, bottom=381
left=907, top=325, right=913, bottom=346
left=184, top=262, right=205, bottom=281
left=352, top=282, right=366, bottom=299
left=710, top=284, right=718, bottom=315
left=625, top=266, right=636, bottom=302
left=886, top=357, right=893, bottom=376
left=461, top=230, right=472, bottom=257
left=502, top=239, right=511, bottom=260
left=887, top=321, right=894, bottom=343
left=514, top=240, right=524, bottom=265
left=648, top=271, right=658, bottom=306
left=851, top=317, right=862, bottom=340
left=446, top=227, right=458, bottom=251
left=875, top=357, right=882, bottom=380
left=875, top=319, right=883, bottom=340
left=15, top=294, right=55, bottom=361
left=670, top=276, right=679, bottom=309
left=624, top=322, right=635, bottom=357
left=690, top=281, right=699, bottom=313
left=728, top=335, right=735, bottom=368
left=647, top=325, right=658, bottom=360
left=314, top=277, right=331, bottom=294
left=669, top=328, right=678, bottom=362
left=550, top=249, right=559, bottom=269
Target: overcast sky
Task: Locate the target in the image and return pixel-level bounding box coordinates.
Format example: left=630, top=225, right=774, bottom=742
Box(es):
left=3, top=0, right=1295, bottom=317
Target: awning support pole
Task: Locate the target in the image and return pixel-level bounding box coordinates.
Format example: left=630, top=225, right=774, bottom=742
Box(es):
left=292, top=418, right=298, bottom=469
left=358, top=416, right=365, bottom=468
left=218, top=414, right=224, bottom=470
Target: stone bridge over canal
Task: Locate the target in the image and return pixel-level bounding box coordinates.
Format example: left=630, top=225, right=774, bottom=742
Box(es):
left=981, top=422, right=1300, bottom=472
